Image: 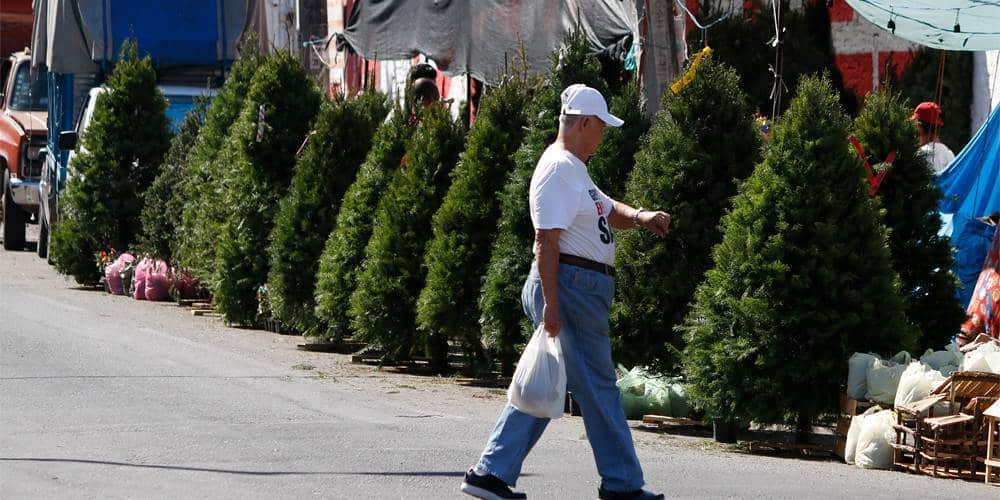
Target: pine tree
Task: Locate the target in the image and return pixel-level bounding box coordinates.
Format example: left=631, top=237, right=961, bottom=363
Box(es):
left=211, top=53, right=321, bottom=324
left=348, top=104, right=465, bottom=363
left=313, top=109, right=411, bottom=341
left=682, top=76, right=913, bottom=429
left=51, top=40, right=171, bottom=284
left=612, top=57, right=761, bottom=374
left=139, top=97, right=208, bottom=260
left=586, top=80, right=650, bottom=201
left=416, top=75, right=532, bottom=368
left=267, top=92, right=389, bottom=334
left=479, top=30, right=608, bottom=374
left=174, top=43, right=262, bottom=282
left=852, top=89, right=964, bottom=349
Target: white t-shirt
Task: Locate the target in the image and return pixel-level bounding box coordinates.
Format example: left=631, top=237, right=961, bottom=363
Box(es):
left=920, top=142, right=955, bottom=175
left=529, top=145, right=616, bottom=266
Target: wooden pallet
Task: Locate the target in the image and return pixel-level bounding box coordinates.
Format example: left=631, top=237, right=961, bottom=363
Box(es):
left=454, top=377, right=511, bottom=388
left=351, top=354, right=433, bottom=365
left=641, top=415, right=708, bottom=429
left=747, top=441, right=831, bottom=455
left=297, top=340, right=367, bottom=353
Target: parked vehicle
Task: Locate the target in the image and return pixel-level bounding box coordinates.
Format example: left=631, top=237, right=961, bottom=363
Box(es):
left=0, top=49, right=55, bottom=250
left=29, top=0, right=247, bottom=258
left=36, top=84, right=217, bottom=259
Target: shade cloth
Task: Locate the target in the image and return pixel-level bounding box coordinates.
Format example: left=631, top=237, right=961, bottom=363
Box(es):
left=846, top=0, right=1000, bottom=51
left=339, top=0, right=640, bottom=85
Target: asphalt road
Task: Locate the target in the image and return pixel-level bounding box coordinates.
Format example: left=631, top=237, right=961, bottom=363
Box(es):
left=1, top=237, right=996, bottom=499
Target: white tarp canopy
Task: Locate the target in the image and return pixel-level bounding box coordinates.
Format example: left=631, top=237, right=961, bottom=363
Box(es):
left=846, top=0, right=1000, bottom=51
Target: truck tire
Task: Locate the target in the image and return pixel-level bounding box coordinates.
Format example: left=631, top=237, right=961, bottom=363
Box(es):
left=46, top=220, right=55, bottom=265
left=37, top=217, right=49, bottom=258
left=3, top=184, right=26, bottom=251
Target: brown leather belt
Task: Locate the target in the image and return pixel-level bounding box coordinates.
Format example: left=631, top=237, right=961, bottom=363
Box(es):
left=559, top=253, right=615, bottom=277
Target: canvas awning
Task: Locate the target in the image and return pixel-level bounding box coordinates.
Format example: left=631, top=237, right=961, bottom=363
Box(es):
left=845, top=0, right=1000, bottom=51
left=339, top=0, right=640, bottom=85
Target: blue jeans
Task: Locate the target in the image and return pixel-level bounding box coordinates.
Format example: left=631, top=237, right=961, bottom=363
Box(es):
left=474, top=261, right=645, bottom=492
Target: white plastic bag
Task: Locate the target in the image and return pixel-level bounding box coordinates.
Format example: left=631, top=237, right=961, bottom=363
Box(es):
left=866, top=360, right=906, bottom=405
left=847, top=353, right=879, bottom=400
left=920, top=349, right=959, bottom=371
left=508, top=326, right=567, bottom=419
left=844, top=406, right=881, bottom=465
left=945, top=341, right=963, bottom=365
left=855, top=410, right=897, bottom=469
left=962, top=341, right=1000, bottom=372
left=894, top=362, right=947, bottom=408
left=889, top=351, right=912, bottom=365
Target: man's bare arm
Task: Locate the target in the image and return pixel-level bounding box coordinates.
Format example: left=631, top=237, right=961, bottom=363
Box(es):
left=534, top=228, right=562, bottom=337
left=608, top=201, right=671, bottom=237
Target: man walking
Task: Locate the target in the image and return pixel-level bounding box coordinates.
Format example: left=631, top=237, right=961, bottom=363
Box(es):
left=461, top=84, right=670, bottom=500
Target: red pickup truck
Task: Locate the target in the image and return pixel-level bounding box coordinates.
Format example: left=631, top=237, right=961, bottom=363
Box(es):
left=0, top=49, right=48, bottom=250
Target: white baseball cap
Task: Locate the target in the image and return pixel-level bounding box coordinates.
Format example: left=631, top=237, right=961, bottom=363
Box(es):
left=560, top=84, right=624, bottom=127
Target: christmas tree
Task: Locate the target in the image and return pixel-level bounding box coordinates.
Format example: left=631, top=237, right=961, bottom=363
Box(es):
left=683, top=75, right=913, bottom=429
left=612, top=56, right=761, bottom=373
left=586, top=79, right=650, bottom=201
left=348, top=103, right=465, bottom=364
left=852, top=89, right=964, bottom=349
left=139, top=97, right=208, bottom=261
left=211, top=53, right=321, bottom=324
left=267, top=92, right=389, bottom=334
left=174, top=42, right=262, bottom=282
left=416, top=75, right=532, bottom=369
left=51, top=40, right=171, bottom=284
left=478, top=30, right=608, bottom=374
left=313, top=108, right=411, bottom=341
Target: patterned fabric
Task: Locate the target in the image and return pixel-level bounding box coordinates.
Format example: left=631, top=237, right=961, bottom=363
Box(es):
left=962, top=226, right=1000, bottom=339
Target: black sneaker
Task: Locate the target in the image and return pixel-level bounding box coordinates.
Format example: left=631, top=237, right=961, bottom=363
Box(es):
left=460, top=468, right=527, bottom=500
left=597, top=486, right=665, bottom=500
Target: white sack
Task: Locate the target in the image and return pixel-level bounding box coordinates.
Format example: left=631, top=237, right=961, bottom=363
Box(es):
left=847, top=353, right=880, bottom=401
left=844, top=406, right=881, bottom=465
left=939, top=365, right=959, bottom=377
left=962, top=342, right=1000, bottom=372
left=894, top=362, right=947, bottom=408
left=890, top=351, right=912, bottom=365
left=855, top=410, right=897, bottom=469
left=866, top=360, right=906, bottom=405
left=920, top=349, right=959, bottom=371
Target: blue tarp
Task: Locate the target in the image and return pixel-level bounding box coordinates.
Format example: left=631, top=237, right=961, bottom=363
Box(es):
left=937, top=103, right=1000, bottom=306
left=87, top=1, right=237, bottom=67
left=32, top=0, right=250, bottom=74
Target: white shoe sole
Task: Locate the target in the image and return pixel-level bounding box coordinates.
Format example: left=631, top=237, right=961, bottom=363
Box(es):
left=461, top=482, right=508, bottom=500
